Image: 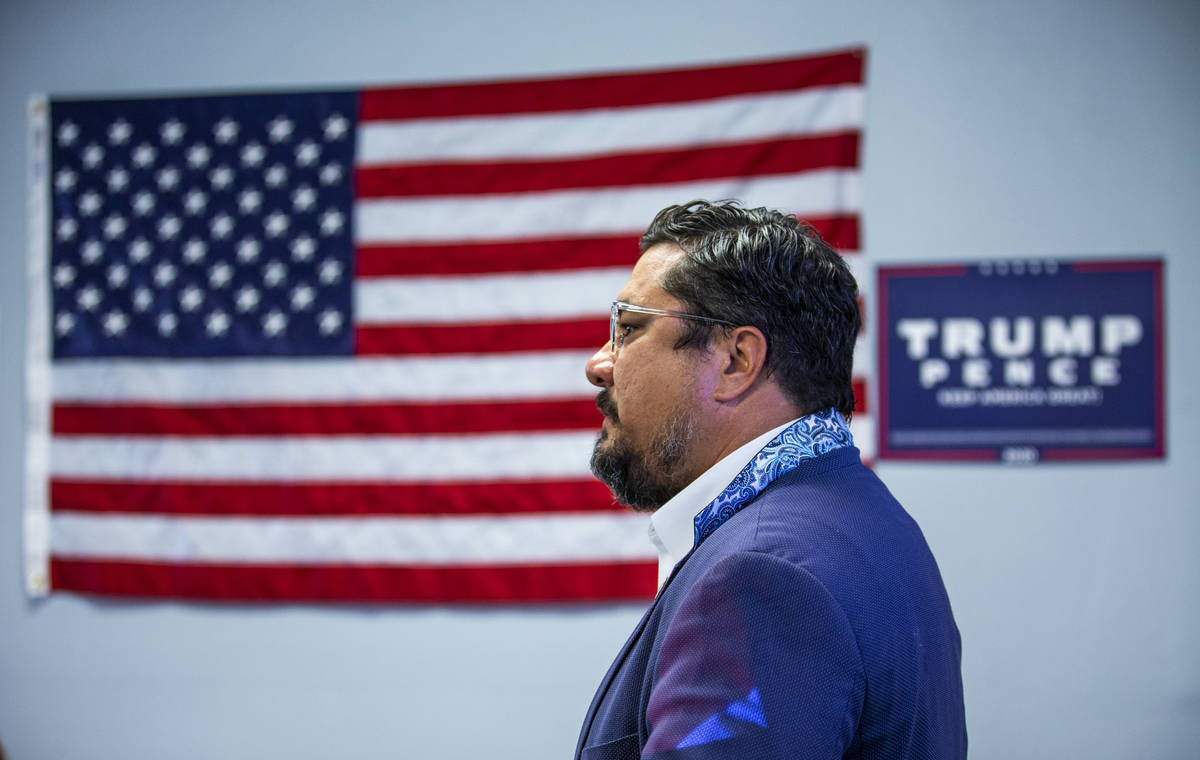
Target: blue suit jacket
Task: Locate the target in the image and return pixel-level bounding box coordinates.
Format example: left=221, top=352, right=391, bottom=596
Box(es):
left=575, top=447, right=966, bottom=759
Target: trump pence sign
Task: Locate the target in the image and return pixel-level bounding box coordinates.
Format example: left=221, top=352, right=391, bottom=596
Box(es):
left=876, top=259, right=1164, bottom=462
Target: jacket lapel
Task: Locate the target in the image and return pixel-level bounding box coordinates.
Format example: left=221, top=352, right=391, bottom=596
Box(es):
left=575, top=557, right=697, bottom=757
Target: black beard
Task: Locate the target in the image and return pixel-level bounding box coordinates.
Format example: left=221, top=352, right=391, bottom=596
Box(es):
left=590, top=398, right=696, bottom=512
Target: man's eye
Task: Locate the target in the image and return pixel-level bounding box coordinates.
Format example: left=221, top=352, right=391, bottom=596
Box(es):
left=616, top=323, right=635, bottom=345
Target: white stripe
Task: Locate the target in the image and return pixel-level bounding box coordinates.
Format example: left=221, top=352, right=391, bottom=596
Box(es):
left=358, top=85, right=864, bottom=163
left=50, top=512, right=655, bottom=565
left=52, top=351, right=598, bottom=403
left=356, top=170, right=861, bottom=243
left=844, top=253, right=867, bottom=293
left=53, top=341, right=867, bottom=407
left=50, top=431, right=598, bottom=481
left=853, top=334, right=873, bottom=378
left=356, top=267, right=629, bottom=324
left=25, top=96, right=52, bottom=597
left=849, top=413, right=876, bottom=463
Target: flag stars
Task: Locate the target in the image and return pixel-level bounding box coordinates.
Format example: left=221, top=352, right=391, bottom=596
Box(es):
left=132, top=143, right=157, bottom=168
left=53, top=263, right=77, bottom=289
left=78, top=191, right=103, bottom=216
left=153, top=262, right=178, bottom=288
left=206, top=309, right=232, bottom=337
left=295, top=140, right=320, bottom=167
left=133, top=287, right=154, bottom=312
left=186, top=143, right=212, bottom=169
left=77, top=284, right=102, bottom=311
left=318, top=258, right=343, bottom=285
left=129, top=237, right=152, bottom=263
left=238, top=188, right=263, bottom=214
left=319, top=162, right=343, bottom=186
left=264, top=164, right=288, bottom=188
left=210, top=213, right=235, bottom=240
left=157, top=214, right=182, bottom=241
left=99, top=307, right=129, bottom=333
left=82, top=143, right=105, bottom=169
left=106, top=167, right=130, bottom=193
left=318, top=307, right=344, bottom=336
left=290, top=235, right=316, bottom=262
left=290, top=283, right=315, bottom=311
left=158, top=312, right=178, bottom=336
left=241, top=141, right=267, bottom=168
left=55, top=311, right=77, bottom=336
left=319, top=209, right=345, bottom=236
left=264, top=211, right=290, bottom=238
left=56, top=217, right=78, bottom=242
left=322, top=114, right=349, bottom=141
left=55, top=168, right=77, bottom=193
left=214, top=117, right=239, bottom=144
left=184, top=188, right=209, bottom=215
left=235, top=285, right=261, bottom=312
left=156, top=166, right=181, bottom=191
left=132, top=191, right=157, bottom=216
left=208, top=261, right=233, bottom=289
left=263, top=260, right=288, bottom=287
left=262, top=309, right=288, bottom=337
left=107, top=263, right=130, bottom=288
left=236, top=237, right=262, bottom=263
left=161, top=119, right=186, bottom=145
left=81, top=239, right=104, bottom=264
left=292, top=185, right=317, bottom=212
left=210, top=165, right=235, bottom=190
left=179, top=284, right=205, bottom=313
left=108, top=119, right=133, bottom=145
left=183, top=238, right=208, bottom=264
left=268, top=116, right=294, bottom=143
left=57, top=120, right=80, bottom=146
left=103, top=214, right=127, bottom=240
left=102, top=309, right=130, bottom=337
left=47, top=106, right=360, bottom=354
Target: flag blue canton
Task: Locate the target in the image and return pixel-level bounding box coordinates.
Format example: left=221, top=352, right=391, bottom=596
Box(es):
left=49, top=91, right=358, bottom=358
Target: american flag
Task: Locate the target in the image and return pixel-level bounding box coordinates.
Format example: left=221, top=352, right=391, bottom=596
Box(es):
left=26, top=49, right=868, bottom=603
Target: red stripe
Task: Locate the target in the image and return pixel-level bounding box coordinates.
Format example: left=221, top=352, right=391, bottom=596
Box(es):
left=852, top=379, right=868, bottom=414
left=50, top=478, right=618, bottom=516
left=355, top=134, right=860, bottom=198
left=53, top=398, right=601, bottom=436
left=354, top=216, right=857, bottom=278
left=355, top=318, right=606, bottom=355
left=50, top=558, right=657, bottom=603
left=808, top=214, right=860, bottom=252
left=360, top=49, right=865, bottom=121
left=357, top=234, right=640, bottom=277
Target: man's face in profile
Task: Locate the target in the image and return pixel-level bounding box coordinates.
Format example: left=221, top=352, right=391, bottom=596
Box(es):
left=587, top=244, right=708, bottom=511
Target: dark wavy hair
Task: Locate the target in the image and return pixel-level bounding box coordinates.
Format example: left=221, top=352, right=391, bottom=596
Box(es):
left=641, top=200, right=860, bottom=418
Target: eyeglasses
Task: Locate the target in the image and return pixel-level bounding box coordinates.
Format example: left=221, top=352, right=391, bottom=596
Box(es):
left=609, top=300, right=737, bottom=355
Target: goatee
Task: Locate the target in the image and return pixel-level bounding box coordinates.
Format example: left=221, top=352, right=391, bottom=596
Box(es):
left=590, top=391, right=696, bottom=512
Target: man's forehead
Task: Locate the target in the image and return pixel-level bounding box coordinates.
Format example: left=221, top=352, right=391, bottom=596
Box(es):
left=616, top=242, right=685, bottom=304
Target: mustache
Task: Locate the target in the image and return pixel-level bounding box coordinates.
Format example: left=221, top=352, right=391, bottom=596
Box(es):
left=595, top=390, right=619, bottom=422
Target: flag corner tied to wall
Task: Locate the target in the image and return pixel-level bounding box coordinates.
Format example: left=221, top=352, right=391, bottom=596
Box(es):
left=26, top=48, right=868, bottom=604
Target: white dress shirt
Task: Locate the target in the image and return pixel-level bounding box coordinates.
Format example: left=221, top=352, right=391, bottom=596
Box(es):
left=647, top=418, right=800, bottom=588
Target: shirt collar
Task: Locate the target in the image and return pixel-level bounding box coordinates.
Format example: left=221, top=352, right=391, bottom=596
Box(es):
left=647, top=418, right=798, bottom=588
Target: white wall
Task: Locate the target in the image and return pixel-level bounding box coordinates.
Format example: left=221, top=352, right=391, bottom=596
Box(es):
left=1, top=1, right=1197, bottom=757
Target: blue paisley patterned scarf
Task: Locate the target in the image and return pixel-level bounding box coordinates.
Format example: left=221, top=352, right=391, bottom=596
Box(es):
left=692, top=409, right=854, bottom=545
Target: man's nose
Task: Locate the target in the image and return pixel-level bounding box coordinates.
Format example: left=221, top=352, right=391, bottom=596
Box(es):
left=585, top=342, right=614, bottom=388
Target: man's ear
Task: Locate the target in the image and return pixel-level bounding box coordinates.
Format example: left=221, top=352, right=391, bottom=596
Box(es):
left=712, top=325, right=769, bottom=403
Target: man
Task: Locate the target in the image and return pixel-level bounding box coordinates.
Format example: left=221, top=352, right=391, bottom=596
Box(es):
left=575, top=201, right=966, bottom=759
